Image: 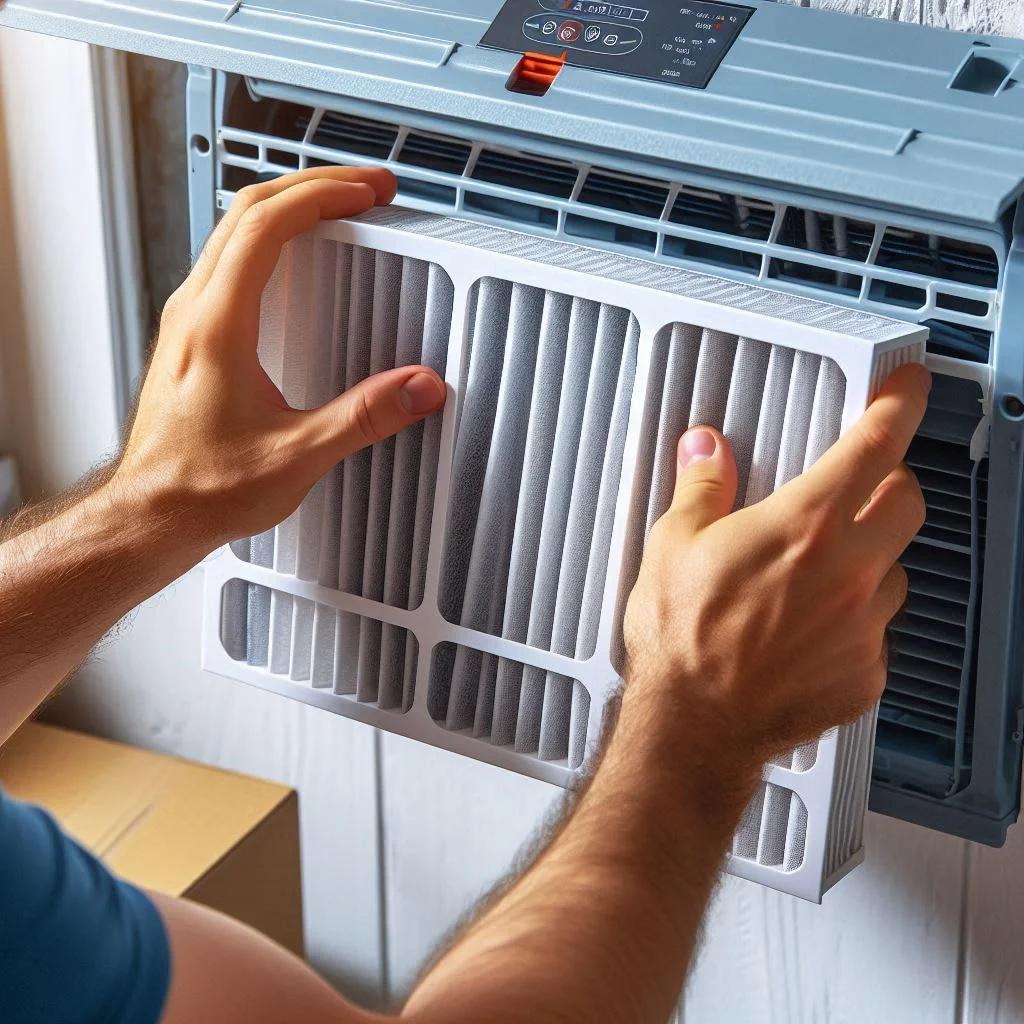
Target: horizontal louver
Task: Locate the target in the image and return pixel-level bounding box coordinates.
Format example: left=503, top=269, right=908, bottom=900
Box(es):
left=878, top=427, right=987, bottom=793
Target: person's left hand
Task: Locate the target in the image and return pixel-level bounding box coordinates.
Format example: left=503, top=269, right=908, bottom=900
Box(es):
left=113, top=167, right=447, bottom=553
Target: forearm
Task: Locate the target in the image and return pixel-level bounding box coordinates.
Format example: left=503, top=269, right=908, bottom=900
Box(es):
left=404, top=688, right=759, bottom=1024
left=0, top=479, right=209, bottom=741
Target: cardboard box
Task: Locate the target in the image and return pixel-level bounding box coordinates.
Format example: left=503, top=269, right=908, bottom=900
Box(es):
left=0, top=722, right=304, bottom=957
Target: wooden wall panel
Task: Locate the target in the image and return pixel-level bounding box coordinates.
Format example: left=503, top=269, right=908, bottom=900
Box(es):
left=962, top=821, right=1024, bottom=1024
left=685, top=814, right=967, bottom=1023
left=380, top=735, right=557, bottom=1002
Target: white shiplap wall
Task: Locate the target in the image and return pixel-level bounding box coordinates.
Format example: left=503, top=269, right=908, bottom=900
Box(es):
left=0, top=3, right=1022, bottom=1022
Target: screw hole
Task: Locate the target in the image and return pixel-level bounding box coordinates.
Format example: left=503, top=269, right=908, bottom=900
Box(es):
left=1003, top=395, right=1024, bottom=420
left=191, top=134, right=211, bottom=156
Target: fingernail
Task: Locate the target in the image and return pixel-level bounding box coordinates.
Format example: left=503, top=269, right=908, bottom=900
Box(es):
left=399, top=372, right=445, bottom=415
left=679, top=428, right=717, bottom=468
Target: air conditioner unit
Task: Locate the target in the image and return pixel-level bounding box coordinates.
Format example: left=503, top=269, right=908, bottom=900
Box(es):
left=5, top=0, right=1023, bottom=900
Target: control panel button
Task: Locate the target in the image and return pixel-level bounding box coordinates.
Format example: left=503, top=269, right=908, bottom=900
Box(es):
left=557, top=19, right=583, bottom=43
left=523, top=16, right=642, bottom=55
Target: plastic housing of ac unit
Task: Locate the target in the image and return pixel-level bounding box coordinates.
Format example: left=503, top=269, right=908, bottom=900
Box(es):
left=200, top=207, right=927, bottom=901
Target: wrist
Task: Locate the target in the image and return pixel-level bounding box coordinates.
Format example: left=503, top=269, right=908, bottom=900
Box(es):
left=612, top=668, right=764, bottom=825
left=99, top=471, right=219, bottom=569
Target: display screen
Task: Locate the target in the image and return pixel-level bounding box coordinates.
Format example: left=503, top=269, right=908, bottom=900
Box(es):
left=481, top=0, right=754, bottom=90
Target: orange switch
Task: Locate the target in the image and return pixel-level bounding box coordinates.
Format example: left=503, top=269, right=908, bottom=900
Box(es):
left=506, top=50, right=567, bottom=97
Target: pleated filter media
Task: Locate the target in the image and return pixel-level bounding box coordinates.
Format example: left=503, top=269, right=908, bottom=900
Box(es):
left=202, top=207, right=927, bottom=901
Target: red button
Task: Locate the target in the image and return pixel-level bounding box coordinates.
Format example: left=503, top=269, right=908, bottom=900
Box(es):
left=557, top=19, right=583, bottom=43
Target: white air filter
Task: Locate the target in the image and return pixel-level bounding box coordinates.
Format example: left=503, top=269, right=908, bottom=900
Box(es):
left=202, top=208, right=927, bottom=901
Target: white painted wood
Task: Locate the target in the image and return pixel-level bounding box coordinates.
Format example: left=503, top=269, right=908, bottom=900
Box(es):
left=46, top=568, right=388, bottom=1005
left=685, top=812, right=967, bottom=1022
left=0, top=33, right=119, bottom=494
left=922, top=0, right=1024, bottom=37
left=960, top=800, right=1024, bottom=1024
left=793, top=0, right=1024, bottom=35
left=380, top=733, right=557, bottom=1001
left=809, top=0, right=920, bottom=21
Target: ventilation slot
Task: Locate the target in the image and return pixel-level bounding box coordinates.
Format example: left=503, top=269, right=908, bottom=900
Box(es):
left=221, top=580, right=419, bottom=710
left=436, top=283, right=638, bottom=762
left=877, top=229, right=999, bottom=289
left=877, top=409, right=987, bottom=795
left=464, top=149, right=577, bottom=229
left=471, top=149, right=577, bottom=199
left=398, top=131, right=472, bottom=175
left=671, top=186, right=775, bottom=241
left=868, top=280, right=927, bottom=311
left=777, top=207, right=875, bottom=261
left=223, top=78, right=312, bottom=142
left=311, top=111, right=399, bottom=159
left=907, top=435, right=986, bottom=548
left=395, top=130, right=472, bottom=206
left=429, top=644, right=593, bottom=768
left=224, top=138, right=259, bottom=160
left=922, top=319, right=992, bottom=363
left=567, top=169, right=668, bottom=252
left=733, top=783, right=808, bottom=871
left=233, top=240, right=453, bottom=616
left=768, top=257, right=863, bottom=296
left=579, top=169, right=670, bottom=219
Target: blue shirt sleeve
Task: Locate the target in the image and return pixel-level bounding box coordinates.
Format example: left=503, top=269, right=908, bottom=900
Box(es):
left=0, top=787, right=171, bottom=1023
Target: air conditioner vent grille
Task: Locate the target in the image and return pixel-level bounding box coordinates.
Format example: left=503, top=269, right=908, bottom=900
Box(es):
left=217, top=80, right=1001, bottom=367
left=878, top=414, right=987, bottom=796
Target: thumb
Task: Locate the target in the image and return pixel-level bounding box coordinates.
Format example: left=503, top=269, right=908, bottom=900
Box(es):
left=670, top=427, right=738, bottom=535
left=294, top=366, right=447, bottom=466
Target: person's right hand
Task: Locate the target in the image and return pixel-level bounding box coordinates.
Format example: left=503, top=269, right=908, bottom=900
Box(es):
left=622, top=362, right=930, bottom=770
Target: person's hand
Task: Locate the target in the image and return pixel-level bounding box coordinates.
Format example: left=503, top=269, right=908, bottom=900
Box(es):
left=112, top=167, right=446, bottom=552
left=622, top=362, right=930, bottom=770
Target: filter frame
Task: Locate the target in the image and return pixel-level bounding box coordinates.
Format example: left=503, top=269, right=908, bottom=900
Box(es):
left=202, top=208, right=927, bottom=901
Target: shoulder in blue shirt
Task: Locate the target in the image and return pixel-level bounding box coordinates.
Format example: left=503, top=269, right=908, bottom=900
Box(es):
left=0, top=787, right=171, bottom=1023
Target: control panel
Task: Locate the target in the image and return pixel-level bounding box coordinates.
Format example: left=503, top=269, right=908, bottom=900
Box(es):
left=481, top=0, right=754, bottom=90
